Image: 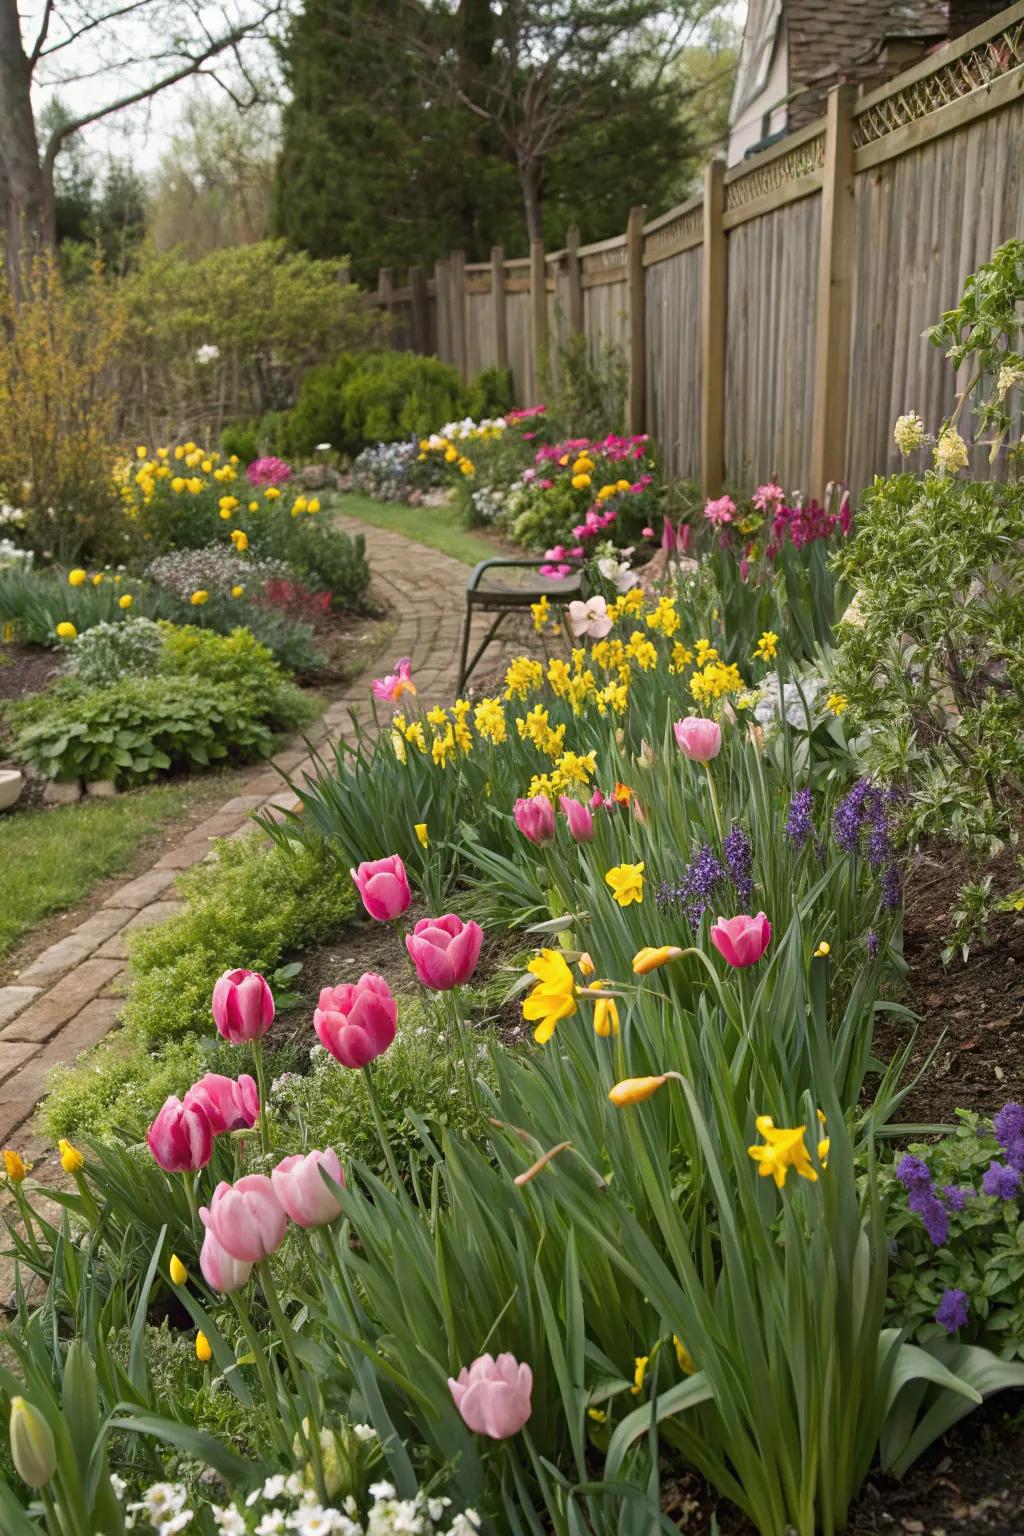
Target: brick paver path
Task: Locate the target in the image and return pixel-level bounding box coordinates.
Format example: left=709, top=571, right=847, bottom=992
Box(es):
left=0, top=512, right=543, bottom=1153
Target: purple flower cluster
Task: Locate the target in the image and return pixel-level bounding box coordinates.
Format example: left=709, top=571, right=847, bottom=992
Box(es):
left=896, top=1154, right=949, bottom=1246
left=723, top=825, right=753, bottom=905
left=657, top=844, right=727, bottom=927
left=785, top=788, right=814, bottom=850
left=832, top=779, right=903, bottom=910
left=994, top=1102, right=1024, bottom=1171
left=982, top=1161, right=1020, bottom=1200
left=866, top=929, right=880, bottom=958
left=935, top=1287, right=969, bottom=1334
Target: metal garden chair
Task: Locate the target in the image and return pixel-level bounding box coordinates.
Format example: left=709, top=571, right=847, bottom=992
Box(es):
left=457, top=557, right=583, bottom=694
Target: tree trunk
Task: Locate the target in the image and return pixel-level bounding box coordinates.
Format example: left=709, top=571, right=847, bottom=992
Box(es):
left=0, top=0, right=54, bottom=293
left=520, top=154, right=543, bottom=245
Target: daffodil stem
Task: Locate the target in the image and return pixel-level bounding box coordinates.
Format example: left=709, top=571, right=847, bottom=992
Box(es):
left=361, top=1064, right=402, bottom=1190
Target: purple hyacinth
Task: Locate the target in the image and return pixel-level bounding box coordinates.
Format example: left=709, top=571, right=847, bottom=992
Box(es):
left=881, top=864, right=902, bottom=910
left=680, top=844, right=727, bottom=927
left=785, top=789, right=814, bottom=849
left=942, top=1184, right=973, bottom=1211
left=897, top=1154, right=948, bottom=1244
left=832, top=780, right=873, bottom=854
left=994, top=1102, right=1024, bottom=1173
left=896, top=1154, right=932, bottom=1193
left=981, top=1160, right=1021, bottom=1201
left=866, top=929, right=880, bottom=958
left=723, top=825, right=753, bottom=905
left=935, top=1288, right=969, bottom=1334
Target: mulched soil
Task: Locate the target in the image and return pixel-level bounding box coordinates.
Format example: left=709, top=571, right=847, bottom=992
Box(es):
left=873, top=846, right=1024, bottom=1124
left=0, top=641, right=63, bottom=702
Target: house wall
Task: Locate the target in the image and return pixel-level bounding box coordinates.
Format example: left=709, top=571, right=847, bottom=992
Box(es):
left=727, top=20, right=789, bottom=166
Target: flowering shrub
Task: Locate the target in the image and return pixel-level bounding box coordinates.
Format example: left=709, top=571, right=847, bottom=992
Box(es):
left=147, top=545, right=292, bottom=602
left=504, top=433, right=656, bottom=556
left=349, top=440, right=442, bottom=503
left=70, top=616, right=164, bottom=685
left=248, top=456, right=293, bottom=488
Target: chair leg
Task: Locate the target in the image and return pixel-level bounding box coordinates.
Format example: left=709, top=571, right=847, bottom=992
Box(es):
left=460, top=610, right=508, bottom=693
left=457, top=603, right=473, bottom=695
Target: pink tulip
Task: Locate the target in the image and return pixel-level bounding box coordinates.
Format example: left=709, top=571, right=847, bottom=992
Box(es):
left=200, top=1175, right=286, bottom=1263
left=513, top=794, right=555, bottom=846
left=405, top=914, right=483, bottom=990
left=709, top=912, right=772, bottom=968
left=147, top=1095, right=213, bottom=1172
left=211, top=969, right=275, bottom=1044
left=673, top=717, right=722, bottom=763
left=661, top=515, right=677, bottom=552
left=559, top=796, right=595, bottom=842
left=314, top=973, right=398, bottom=1068
left=372, top=658, right=416, bottom=702
left=271, top=1148, right=345, bottom=1228
left=199, top=1224, right=253, bottom=1293
left=350, top=855, right=412, bottom=922
left=448, top=1352, right=533, bottom=1439
left=184, top=1073, right=259, bottom=1135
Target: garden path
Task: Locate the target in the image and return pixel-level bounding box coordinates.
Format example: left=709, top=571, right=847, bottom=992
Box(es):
left=0, top=513, right=539, bottom=1158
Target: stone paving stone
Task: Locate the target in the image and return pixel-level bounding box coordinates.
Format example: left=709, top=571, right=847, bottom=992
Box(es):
left=0, top=987, right=42, bottom=1027
left=0, top=959, right=125, bottom=1045
left=0, top=999, right=123, bottom=1140
left=0, top=1041, right=40, bottom=1084
left=102, top=869, right=178, bottom=909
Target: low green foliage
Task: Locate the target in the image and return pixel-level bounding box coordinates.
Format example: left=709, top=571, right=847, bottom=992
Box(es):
left=0, top=780, right=222, bottom=962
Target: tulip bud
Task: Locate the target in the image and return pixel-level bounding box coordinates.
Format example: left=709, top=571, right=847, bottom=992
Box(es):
left=608, top=1075, right=668, bottom=1107
left=196, top=1331, right=212, bottom=1363
left=9, top=1397, right=57, bottom=1487
left=169, top=1253, right=188, bottom=1285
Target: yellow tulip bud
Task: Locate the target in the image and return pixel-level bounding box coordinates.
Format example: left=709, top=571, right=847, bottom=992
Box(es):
left=196, top=1331, right=213, bottom=1362
left=55, top=621, right=77, bottom=640
left=414, top=823, right=429, bottom=848
left=577, top=952, right=595, bottom=977
left=169, top=1254, right=188, bottom=1286
left=2, top=1149, right=29, bottom=1182
left=632, top=945, right=684, bottom=975
left=67, top=567, right=87, bottom=586
left=608, top=1075, right=667, bottom=1107
left=9, top=1397, right=57, bottom=1487
left=813, top=940, right=831, bottom=958
left=58, top=1138, right=83, bottom=1173
left=118, top=594, right=133, bottom=609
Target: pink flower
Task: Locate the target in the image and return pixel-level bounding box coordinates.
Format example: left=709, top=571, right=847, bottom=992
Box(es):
left=703, top=495, right=736, bottom=526
left=406, top=914, right=483, bottom=990
left=709, top=913, right=772, bottom=968
left=147, top=1095, right=213, bottom=1172
left=271, top=1148, right=345, bottom=1228
left=514, top=794, right=556, bottom=846
left=314, top=973, right=398, bottom=1068
left=540, top=563, right=572, bottom=578
left=246, top=456, right=292, bottom=488
left=200, top=1175, right=286, bottom=1263
left=559, top=796, right=595, bottom=842
left=184, top=1073, right=259, bottom=1135
left=679, top=523, right=693, bottom=554
left=449, top=1352, right=533, bottom=1439
left=752, top=482, right=785, bottom=513
left=211, top=969, right=275, bottom=1044
left=350, top=854, right=412, bottom=922
left=372, top=657, right=416, bottom=703
left=673, top=717, right=722, bottom=763
left=199, top=1225, right=253, bottom=1293
left=567, top=596, right=612, bottom=640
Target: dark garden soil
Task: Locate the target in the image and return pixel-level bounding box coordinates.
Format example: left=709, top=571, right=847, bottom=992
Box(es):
left=0, top=641, right=63, bottom=701
left=873, top=846, right=1024, bottom=1124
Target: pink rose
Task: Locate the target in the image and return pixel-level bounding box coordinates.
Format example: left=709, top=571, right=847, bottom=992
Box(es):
left=449, top=1352, right=533, bottom=1439
left=314, top=972, right=398, bottom=1068
left=405, top=914, right=483, bottom=990
left=147, top=1095, right=212, bottom=1173
left=211, top=969, right=275, bottom=1044
left=200, top=1175, right=286, bottom=1263
left=709, top=912, right=772, bottom=968
left=350, top=855, right=412, bottom=922
left=271, top=1148, right=345, bottom=1229
left=673, top=717, right=722, bottom=763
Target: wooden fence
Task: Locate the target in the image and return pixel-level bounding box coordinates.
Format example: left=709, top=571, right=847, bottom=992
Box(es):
left=364, top=3, right=1024, bottom=498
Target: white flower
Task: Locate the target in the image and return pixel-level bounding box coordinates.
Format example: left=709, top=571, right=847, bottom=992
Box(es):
left=315, top=442, right=332, bottom=451
left=287, top=1507, right=345, bottom=1534
left=213, top=1509, right=248, bottom=1534
left=256, top=1514, right=287, bottom=1535
left=933, top=427, right=969, bottom=475
left=158, top=1515, right=193, bottom=1535
left=997, top=362, right=1024, bottom=399
left=132, top=1484, right=189, bottom=1521
left=353, top=1422, right=377, bottom=1441
left=196, top=343, right=220, bottom=365
left=263, top=1476, right=288, bottom=1501
left=426, top=1499, right=450, bottom=1522
left=567, top=595, right=612, bottom=641
left=368, top=1483, right=396, bottom=1501
left=596, top=556, right=636, bottom=593
left=892, top=410, right=926, bottom=455
left=110, top=1473, right=128, bottom=1499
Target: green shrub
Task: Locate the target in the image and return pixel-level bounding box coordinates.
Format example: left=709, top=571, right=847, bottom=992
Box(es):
left=157, top=621, right=310, bottom=725
left=70, top=617, right=164, bottom=684
left=220, top=420, right=261, bottom=464
left=461, top=366, right=514, bottom=420
left=250, top=512, right=370, bottom=610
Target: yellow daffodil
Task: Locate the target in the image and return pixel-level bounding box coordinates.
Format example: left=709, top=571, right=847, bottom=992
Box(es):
left=522, top=949, right=577, bottom=1044
left=414, top=823, right=429, bottom=848
left=264, top=487, right=281, bottom=500
left=67, top=568, right=86, bottom=587
left=587, top=1406, right=608, bottom=1423
left=674, top=1336, right=696, bottom=1375
left=136, top=445, right=147, bottom=458
left=171, top=476, right=186, bottom=493
left=186, top=477, right=203, bottom=494
left=632, top=945, right=683, bottom=974
left=571, top=473, right=592, bottom=490
left=58, top=1139, right=84, bottom=1173
left=169, top=1254, right=188, bottom=1285
left=190, top=590, right=209, bottom=606
left=605, top=861, right=644, bottom=907
left=577, top=952, right=595, bottom=977
left=591, top=986, right=619, bottom=1038
left=531, top=595, right=550, bottom=633
left=2, top=1149, right=29, bottom=1182
left=747, top=1116, right=817, bottom=1188
left=196, top=1331, right=213, bottom=1362
left=827, top=692, right=849, bottom=716
left=248, top=500, right=259, bottom=512
left=630, top=1355, right=648, bottom=1394
left=307, top=498, right=320, bottom=514
left=231, top=584, right=244, bottom=598
left=91, top=572, right=103, bottom=586
left=118, top=594, right=133, bottom=609
left=754, top=630, right=779, bottom=661
left=608, top=1075, right=667, bottom=1107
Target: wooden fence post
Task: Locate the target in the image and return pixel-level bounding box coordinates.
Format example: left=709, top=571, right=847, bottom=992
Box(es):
left=810, top=84, right=856, bottom=499
left=409, top=266, right=427, bottom=353
left=700, top=158, right=727, bottom=498
left=530, top=237, right=548, bottom=401
left=627, top=206, right=646, bottom=435
left=434, top=258, right=450, bottom=364
left=491, top=245, right=508, bottom=373
left=566, top=225, right=583, bottom=335
left=450, top=249, right=467, bottom=378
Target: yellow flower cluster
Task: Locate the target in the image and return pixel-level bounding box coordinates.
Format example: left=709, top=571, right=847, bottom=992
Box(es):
left=117, top=442, right=241, bottom=511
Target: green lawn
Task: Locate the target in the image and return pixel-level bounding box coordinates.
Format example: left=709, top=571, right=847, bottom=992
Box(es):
left=0, top=780, right=224, bottom=963
left=337, top=491, right=501, bottom=567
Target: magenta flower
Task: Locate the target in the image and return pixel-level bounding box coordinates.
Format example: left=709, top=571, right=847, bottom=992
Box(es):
left=350, top=854, right=412, bottom=922
left=709, top=912, right=772, bottom=968
left=147, top=1095, right=213, bottom=1172
left=752, top=482, right=785, bottom=513
left=271, top=1148, right=345, bottom=1229
left=673, top=717, right=722, bottom=763
left=200, top=1175, right=286, bottom=1263
left=559, top=796, right=595, bottom=842
left=703, top=494, right=736, bottom=525
left=199, top=1225, right=253, bottom=1293
left=449, top=1352, right=533, bottom=1439
left=372, top=657, right=417, bottom=703
left=211, top=969, right=275, bottom=1044
left=314, top=972, right=398, bottom=1068
left=183, top=1073, right=259, bottom=1135
left=514, top=794, right=556, bottom=846
left=405, top=914, right=483, bottom=990
left=246, top=456, right=292, bottom=487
